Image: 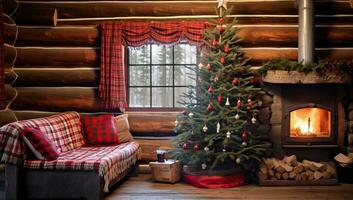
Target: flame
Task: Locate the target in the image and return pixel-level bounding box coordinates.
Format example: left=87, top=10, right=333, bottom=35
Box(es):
left=290, top=108, right=331, bottom=137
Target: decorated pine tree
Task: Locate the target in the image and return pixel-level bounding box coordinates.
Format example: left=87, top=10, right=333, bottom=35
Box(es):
left=173, top=4, right=268, bottom=173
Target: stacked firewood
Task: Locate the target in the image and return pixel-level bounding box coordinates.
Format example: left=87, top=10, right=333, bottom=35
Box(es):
left=258, top=155, right=336, bottom=181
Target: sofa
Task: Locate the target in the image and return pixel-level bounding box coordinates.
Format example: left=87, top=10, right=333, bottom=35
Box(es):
left=0, top=111, right=140, bottom=200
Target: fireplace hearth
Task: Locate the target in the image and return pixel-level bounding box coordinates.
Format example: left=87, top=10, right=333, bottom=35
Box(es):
left=262, top=83, right=349, bottom=161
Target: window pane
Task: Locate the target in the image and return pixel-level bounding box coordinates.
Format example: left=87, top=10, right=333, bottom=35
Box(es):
left=174, top=44, right=197, bottom=64
left=129, top=88, right=150, bottom=107
left=152, top=87, right=173, bottom=107
left=152, top=65, right=173, bottom=86
left=129, top=46, right=150, bottom=64
left=129, top=65, right=150, bottom=86
left=175, top=87, right=195, bottom=107
left=174, top=65, right=197, bottom=86
left=152, top=45, right=173, bottom=64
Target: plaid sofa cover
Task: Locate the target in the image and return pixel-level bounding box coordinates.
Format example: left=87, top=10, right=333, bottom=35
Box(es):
left=25, top=141, right=140, bottom=192
left=0, top=111, right=141, bottom=192
left=0, top=111, right=85, bottom=164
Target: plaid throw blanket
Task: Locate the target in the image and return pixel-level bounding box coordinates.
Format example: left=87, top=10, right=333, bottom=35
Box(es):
left=0, top=111, right=85, bottom=165
left=25, top=141, right=141, bottom=192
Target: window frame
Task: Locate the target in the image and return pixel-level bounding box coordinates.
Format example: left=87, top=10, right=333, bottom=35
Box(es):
left=125, top=43, right=199, bottom=111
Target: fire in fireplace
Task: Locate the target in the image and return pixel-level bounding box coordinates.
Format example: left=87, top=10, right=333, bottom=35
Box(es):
left=290, top=108, right=331, bottom=138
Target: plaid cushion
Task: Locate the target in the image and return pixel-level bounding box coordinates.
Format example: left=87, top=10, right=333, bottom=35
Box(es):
left=21, top=128, right=59, bottom=161
left=24, top=141, right=141, bottom=192
left=81, top=114, right=119, bottom=145
left=0, top=111, right=85, bottom=164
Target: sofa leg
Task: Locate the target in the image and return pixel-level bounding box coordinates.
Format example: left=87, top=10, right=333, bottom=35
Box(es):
left=5, top=164, right=22, bottom=200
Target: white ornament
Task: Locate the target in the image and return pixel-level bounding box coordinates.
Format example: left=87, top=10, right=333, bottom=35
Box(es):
left=258, top=100, right=263, bottom=107
left=174, top=119, right=178, bottom=127
left=226, top=131, right=231, bottom=138
left=214, top=76, right=219, bottom=82
left=247, top=99, right=251, bottom=102
left=223, top=148, right=226, bottom=152
left=236, top=157, right=241, bottom=164
left=204, top=146, right=209, bottom=152
left=242, top=141, right=247, bottom=146
left=217, top=122, right=221, bottom=133
left=191, top=130, right=195, bottom=135
left=198, top=63, right=204, bottom=68
left=202, top=125, right=208, bottom=132
left=251, top=117, right=256, bottom=124
left=225, top=97, right=230, bottom=106
left=202, top=163, right=207, bottom=170
left=188, top=112, right=194, bottom=118
left=235, top=114, right=240, bottom=120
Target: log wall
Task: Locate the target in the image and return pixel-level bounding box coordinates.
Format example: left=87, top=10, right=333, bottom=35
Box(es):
left=2, top=0, right=353, bottom=161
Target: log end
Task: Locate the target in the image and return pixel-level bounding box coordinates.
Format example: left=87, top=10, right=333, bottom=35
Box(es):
left=53, top=8, right=58, bottom=26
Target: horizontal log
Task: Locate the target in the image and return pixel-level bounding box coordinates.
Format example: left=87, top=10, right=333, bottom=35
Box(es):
left=0, top=109, right=18, bottom=127
left=127, top=112, right=178, bottom=136
left=3, top=0, right=18, bottom=16
left=135, top=138, right=174, bottom=162
left=14, top=47, right=353, bottom=67
left=16, top=26, right=353, bottom=48
left=15, top=47, right=99, bottom=67
left=3, top=22, right=18, bottom=46
left=4, top=44, right=16, bottom=70
left=1, top=85, right=17, bottom=110
left=18, top=1, right=298, bottom=19
left=315, top=1, right=353, bottom=15
left=10, top=87, right=108, bottom=112
left=13, top=68, right=100, bottom=87
left=57, top=16, right=298, bottom=26
left=16, top=26, right=99, bottom=47
left=11, top=7, right=58, bottom=26
left=4, top=71, right=17, bottom=85
left=13, top=110, right=58, bottom=121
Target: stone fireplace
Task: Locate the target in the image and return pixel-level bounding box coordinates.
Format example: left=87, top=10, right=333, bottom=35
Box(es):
left=263, top=84, right=349, bottom=161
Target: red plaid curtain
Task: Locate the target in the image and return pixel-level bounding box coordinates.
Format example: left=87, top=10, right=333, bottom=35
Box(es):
left=100, top=21, right=209, bottom=110
left=0, top=2, right=5, bottom=107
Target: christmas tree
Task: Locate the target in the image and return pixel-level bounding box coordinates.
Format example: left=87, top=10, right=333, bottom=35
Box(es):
left=173, top=4, right=268, bottom=172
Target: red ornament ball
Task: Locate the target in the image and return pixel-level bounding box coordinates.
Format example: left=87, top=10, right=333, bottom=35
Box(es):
left=207, top=63, right=212, bottom=72
left=207, top=103, right=214, bottom=111
left=232, top=78, right=239, bottom=85
left=220, top=56, right=225, bottom=64
left=194, top=144, right=199, bottom=151
left=237, top=100, right=242, bottom=108
left=208, top=85, right=214, bottom=93
left=218, top=17, right=224, bottom=24
left=248, top=101, right=254, bottom=107
left=224, top=45, right=229, bottom=53
left=212, top=39, right=218, bottom=46
left=183, top=143, right=188, bottom=150
left=218, top=26, right=224, bottom=33
left=242, top=131, right=247, bottom=140
left=217, top=94, right=223, bottom=103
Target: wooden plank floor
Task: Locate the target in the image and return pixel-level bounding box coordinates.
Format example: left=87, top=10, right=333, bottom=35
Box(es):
left=106, top=174, right=353, bottom=200
left=1, top=173, right=353, bottom=199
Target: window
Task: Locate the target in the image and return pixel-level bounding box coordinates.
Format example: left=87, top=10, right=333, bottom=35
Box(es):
left=127, top=43, right=197, bottom=109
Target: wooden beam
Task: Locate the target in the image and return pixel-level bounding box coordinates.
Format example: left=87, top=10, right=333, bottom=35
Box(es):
left=13, top=68, right=100, bottom=87
left=4, top=44, right=16, bottom=70
left=17, top=1, right=298, bottom=19
left=10, top=87, right=108, bottom=112
left=0, top=109, right=17, bottom=127
left=56, top=16, right=298, bottom=26
left=3, top=22, right=18, bottom=46
left=15, top=47, right=99, bottom=67
left=127, top=112, right=178, bottom=136
left=11, top=7, right=58, bottom=26
left=16, top=26, right=100, bottom=47
left=3, top=0, right=18, bottom=16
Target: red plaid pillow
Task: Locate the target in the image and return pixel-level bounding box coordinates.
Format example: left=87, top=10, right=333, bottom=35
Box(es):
left=21, top=128, right=59, bottom=161
left=81, top=114, right=119, bottom=145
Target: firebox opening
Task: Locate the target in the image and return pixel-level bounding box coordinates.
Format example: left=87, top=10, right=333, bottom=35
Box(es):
left=290, top=108, right=331, bottom=138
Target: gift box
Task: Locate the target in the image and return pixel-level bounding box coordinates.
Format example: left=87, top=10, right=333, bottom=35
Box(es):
left=149, top=160, right=181, bottom=183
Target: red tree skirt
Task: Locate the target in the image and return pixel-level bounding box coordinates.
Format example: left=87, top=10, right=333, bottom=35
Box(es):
left=183, top=173, right=244, bottom=188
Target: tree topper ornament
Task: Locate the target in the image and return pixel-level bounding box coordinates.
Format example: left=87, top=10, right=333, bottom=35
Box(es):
left=218, top=0, right=228, bottom=9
